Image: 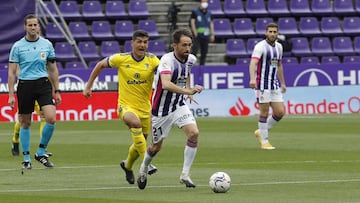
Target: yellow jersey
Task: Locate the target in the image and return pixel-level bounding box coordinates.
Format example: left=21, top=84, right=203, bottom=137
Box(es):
left=108, top=52, right=159, bottom=113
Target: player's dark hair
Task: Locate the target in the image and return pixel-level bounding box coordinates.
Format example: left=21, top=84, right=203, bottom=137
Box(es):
left=24, top=14, right=38, bottom=25
left=132, top=30, right=149, bottom=40
left=266, top=23, right=279, bottom=31
left=172, top=29, right=192, bottom=44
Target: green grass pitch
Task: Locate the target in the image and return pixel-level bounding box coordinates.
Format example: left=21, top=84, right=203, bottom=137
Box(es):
left=0, top=114, right=359, bottom=203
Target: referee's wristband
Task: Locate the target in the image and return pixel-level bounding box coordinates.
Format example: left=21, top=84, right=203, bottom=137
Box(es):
left=54, top=89, right=61, bottom=93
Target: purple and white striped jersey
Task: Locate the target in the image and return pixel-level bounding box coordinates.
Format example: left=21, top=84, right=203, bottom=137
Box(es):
left=152, top=52, right=197, bottom=117
left=251, top=40, right=283, bottom=90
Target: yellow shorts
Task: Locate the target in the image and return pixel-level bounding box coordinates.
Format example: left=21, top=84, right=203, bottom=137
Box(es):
left=117, top=105, right=151, bottom=135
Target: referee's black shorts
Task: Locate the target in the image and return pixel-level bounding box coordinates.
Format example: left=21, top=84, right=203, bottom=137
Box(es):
left=17, top=77, right=55, bottom=114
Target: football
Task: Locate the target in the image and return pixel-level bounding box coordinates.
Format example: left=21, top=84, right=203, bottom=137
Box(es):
left=209, top=172, right=231, bottom=193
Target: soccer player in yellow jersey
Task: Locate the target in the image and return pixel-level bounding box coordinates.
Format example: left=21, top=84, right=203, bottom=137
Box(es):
left=83, top=30, right=160, bottom=184
left=11, top=101, right=49, bottom=156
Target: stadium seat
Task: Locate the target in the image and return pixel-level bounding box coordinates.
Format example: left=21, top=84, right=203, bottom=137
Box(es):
left=342, top=17, right=360, bottom=36
left=311, top=0, right=333, bottom=15
left=282, top=57, right=299, bottom=65
left=55, top=42, right=77, bottom=61
left=100, top=41, right=121, bottom=57
left=255, top=18, right=274, bottom=36
left=223, top=0, right=246, bottom=17
left=226, top=38, right=248, bottom=58
left=246, top=0, right=268, bottom=16
left=105, top=1, right=128, bottom=19
left=91, top=21, right=115, bottom=41
left=267, top=0, right=291, bottom=16
left=78, top=41, right=100, bottom=61
left=69, top=21, right=92, bottom=41
left=148, top=39, right=166, bottom=58
left=213, top=18, right=234, bottom=38
left=56, top=62, right=64, bottom=70
left=321, top=56, right=340, bottom=64
left=354, top=36, right=360, bottom=53
left=299, top=17, right=322, bottom=36
left=65, top=61, right=86, bottom=69
left=128, top=0, right=150, bottom=19
left=343, top=55, right=360, bottom=64
left=124, top=40, right=132, bottom=52
left=236, top=58, right=250, bottom=65
left=320, top=17, right=343, bottom=36
left=332, top=36, right=354, bottom=56
left=0, top=63, right=9, bottom=70
left=300, top=56, right=320, bottom=65
left=45, top=23, right=65, bottom=41
left=290, top=37, right=313, bottom=56
left=233, top=18, right=256, bottom=38
left=333, top=0, right=356, bottom=15
left=59, top=1, right=82, bottom=20
left=278, top=17, right=300, bottom=36
left=82, top=0, right=105, bottom=20
left=43, top=1, right=58, bottom=18
left=356, top=0, right=360, bottom=13
left=289, top=0, right=312, bottom=16
left=247, top=38, right=263, bottom=54
left=137, top=20, right=160, bottom=39
left=311, top=37, right=333, bottom=56
left=114, top=20, right=134, bottom=41
left=208, top=0, right=225, bottom=17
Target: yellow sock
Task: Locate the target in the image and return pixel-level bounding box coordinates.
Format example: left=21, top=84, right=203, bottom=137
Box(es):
left=130, top=128, right=146, bottom=160
left=12, top=122, right=20, bottom=143
left=39, top=120, right=45, bottom=137
left=125, top=144, right=139, bottom=170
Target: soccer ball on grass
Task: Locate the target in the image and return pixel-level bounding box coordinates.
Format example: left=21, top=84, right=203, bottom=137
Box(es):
left=209, top=172, right=231, bottom=193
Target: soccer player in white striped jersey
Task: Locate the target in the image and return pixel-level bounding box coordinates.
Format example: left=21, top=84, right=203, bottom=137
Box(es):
left=249, top=23, right=287, bottom=150
left=137, top=29, right=203, bottom=190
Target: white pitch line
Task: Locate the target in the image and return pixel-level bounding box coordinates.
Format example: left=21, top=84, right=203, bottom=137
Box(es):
left=1, top=179, right=360, bottom=193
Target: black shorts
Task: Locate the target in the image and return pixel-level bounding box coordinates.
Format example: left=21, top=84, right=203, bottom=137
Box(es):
left=17, top=77, right=55, bottom=114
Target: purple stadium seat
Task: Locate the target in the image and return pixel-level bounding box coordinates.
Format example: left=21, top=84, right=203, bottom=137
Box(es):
left=268, top=0, right=291, bottom=16
left=105, top=1, right=128, bottom=19
left=282, top=57, right=299, bottom=65
left=236, top=58, right=250, bottom=65
left=343, top=55, right=360, bottom=64
left=55, top=42, right=77, bottom=61
left=56, top=62, right=63, bottom=70
left=114, top=20, right=134, bottom=40
left=82, top=0, right=105, bottom=20
left=290, top=37, right=312, bottom=56
left=334, top=0, right=356, bottom=15
left=300, top=56, right=320, bottom=65
left=45, top=23, right=65, bottom=41
left=128, top=0, right=150, bottom=19
left=91, top=21, right=114, bottom=41
left=69, top=21, right=92, bottom=41
left=320, top=17, right=343, bottom=36
left=278, top=17, right=300, bottom=36
left=43, top=1, right=58, bottom=18
left=342, top=17, right=360, bottom=36
left=289, top=0, right=312, bottom=16
left=233, top=18, right=256, bottom=37
left=101, top=41, right=121, bottom=57
left=213, top=18, right=234, bottom=38
left=208, top=0, right=225, bottom=17
left=59, top=1, right=82, bottom=20
left=247, top=38, right=263, bottom=54
left=356, top=0, right=360, bottom=13
left=246, top=0, right=268, bottom=16
left=354, top=36, right=360, bottom=53
left=332, top=36, right=354, bottom=55
left=148, top=40, right=166, bottom=58
left=65, top=62, right=86, bottom=69
left=299, top=17, right=322, bottom=36
left=311, top=0, right=333, bottom=15
left=226, top=38, right=248, bottom=58
left=255, top=18, right=274, bottom=36
left=224, top=0, right=246, bottom=17
left=0, top=63, right=9, bottom=70
left=78, top=41, right=100, bottom=61
left=321, top=56, right=340, bottom=64
left=311, top=37, right=333, bottom=56
left=124, top=40, right=132, bottom=52
left=138, top=20, right=160, bottom=39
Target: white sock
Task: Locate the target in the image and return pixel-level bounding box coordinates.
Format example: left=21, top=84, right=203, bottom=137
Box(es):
left=182, top=145, right=197, bottom=175
left=267, top=115, right=279, bottom=130
left=258, top=122, right=269, bottom=144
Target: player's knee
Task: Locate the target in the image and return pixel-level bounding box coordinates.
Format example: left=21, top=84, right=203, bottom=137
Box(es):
left=187, top=129, right=199, bottom=141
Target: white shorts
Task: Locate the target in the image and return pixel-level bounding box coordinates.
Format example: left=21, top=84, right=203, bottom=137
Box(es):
left=255, top=89, right=284, bottom=103
left=151, top=105, right=196, bottom=144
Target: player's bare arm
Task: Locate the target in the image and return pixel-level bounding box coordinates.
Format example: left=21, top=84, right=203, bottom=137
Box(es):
left=83, top=58, right=108, bottom=98
left=249, top=58, right=258, bottom=89
left=47, top=61, right=62, bottom=105
left=277, top=61, right=287, bottom=93
left=7, top=62, right=18, bottom=109
left=161, top=73, right=202, bottom=95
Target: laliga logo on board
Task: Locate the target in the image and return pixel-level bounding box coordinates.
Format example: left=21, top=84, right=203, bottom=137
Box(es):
left=293, top=68, right=334, bottom=86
